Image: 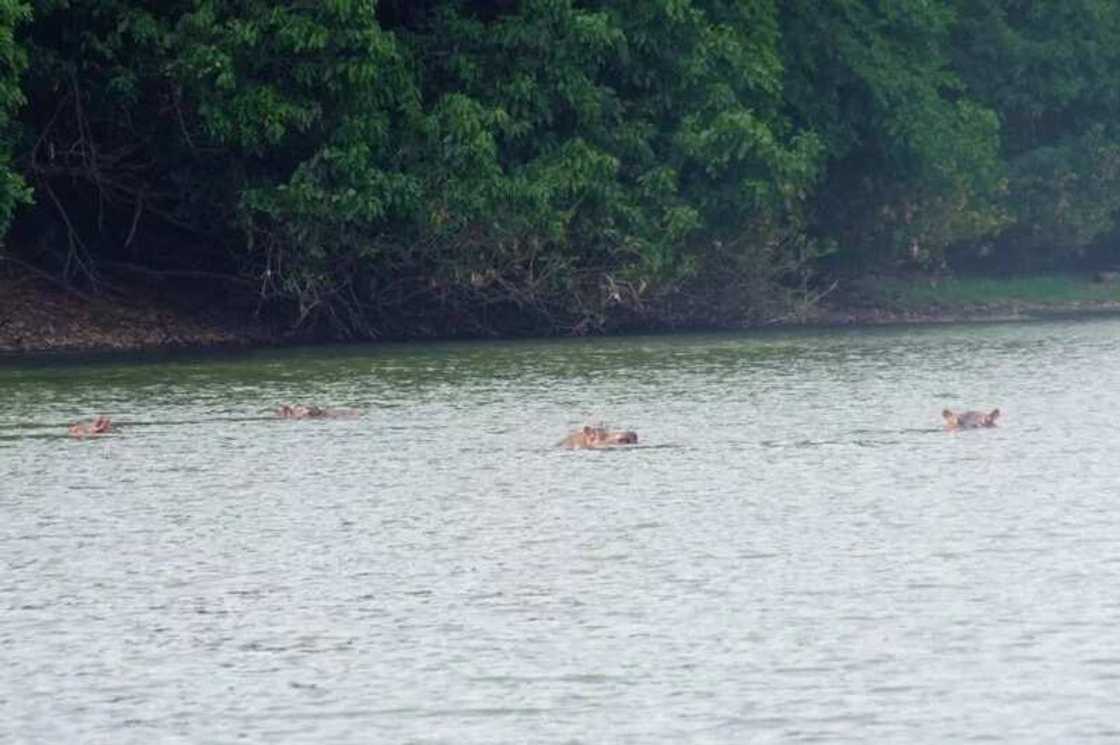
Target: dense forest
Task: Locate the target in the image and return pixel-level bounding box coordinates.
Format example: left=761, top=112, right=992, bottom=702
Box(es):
left=1, top=0, right=1119, bottom=338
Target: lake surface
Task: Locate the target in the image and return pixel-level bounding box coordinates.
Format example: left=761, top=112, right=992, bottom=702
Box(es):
left=3, top=317, right=1120, bottom=744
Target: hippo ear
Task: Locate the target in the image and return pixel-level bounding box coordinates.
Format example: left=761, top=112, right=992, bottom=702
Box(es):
left=941, top=409, right=954, bottom=420
left=989, top=408, right=1000, bottom=421
left=583, top=425, right=593, bottom=435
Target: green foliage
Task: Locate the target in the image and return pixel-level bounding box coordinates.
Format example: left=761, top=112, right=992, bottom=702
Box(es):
left=171, top=0, right=424, bottom=326
left=405, top=0, right=823, bottom=328
left=781, top=0, right=1004, bottom=270
left=7, top=0, right=1120, bottom=337
left=16, top=0, right=197, bottom=283
left=997, top=127, right=1120, bottom=266
left=0, top=0, right=30, bottom=237
left=950, top=0, right=1120, bottom=266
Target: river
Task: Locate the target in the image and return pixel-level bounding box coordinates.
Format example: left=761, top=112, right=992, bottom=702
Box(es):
left=3, top=317, right=1120, bottom=743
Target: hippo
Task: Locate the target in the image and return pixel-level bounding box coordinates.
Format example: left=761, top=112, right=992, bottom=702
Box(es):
left=69, top=416, right=112, bottom=438
left=559, top=425, right=639, bottom=449
left=276, top=404, right=360, bottom=420
left=942, top=408, right=1000, bottom=430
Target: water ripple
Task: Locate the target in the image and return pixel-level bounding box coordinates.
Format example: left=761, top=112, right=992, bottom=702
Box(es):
left=3, top=318, right=1120, bottom=743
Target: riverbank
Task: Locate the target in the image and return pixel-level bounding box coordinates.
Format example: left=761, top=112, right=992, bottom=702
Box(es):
left=811, top=273, right=1120, bottom=326
left=3, top=271, right=1120, bottom=354
left=0, top=275, right=272, bottom=354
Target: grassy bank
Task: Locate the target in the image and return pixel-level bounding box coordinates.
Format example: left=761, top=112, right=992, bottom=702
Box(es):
left=824, top=273, right=1120, bottom=323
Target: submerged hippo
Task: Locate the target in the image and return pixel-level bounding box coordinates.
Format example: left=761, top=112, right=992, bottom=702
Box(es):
left=559, top=425, right=639, bottom=449
left=69, top=415, right=112, bottom=438
left=276, top=404, right=360, bottom=420
left=942, top=408, right=1000, bottom=430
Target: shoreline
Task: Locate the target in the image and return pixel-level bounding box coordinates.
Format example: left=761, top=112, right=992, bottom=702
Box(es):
left=4, top=274, right=1120, bottom=357
left=0, top=276, right=273, bottom=356
left=809, top=301, right=1120, bottom=328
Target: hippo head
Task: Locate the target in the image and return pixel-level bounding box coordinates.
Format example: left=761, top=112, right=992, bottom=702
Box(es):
left=277, top=404, right=323, bottom=419
left=943, top=407, right=1000, bottom=429
left=603, top=430, right=638, bottom=445
left=69, top=415, right=112, bottom=438
left=561, top=425, right=639, bottom=449
left=584, top=426, right=637, bottom=446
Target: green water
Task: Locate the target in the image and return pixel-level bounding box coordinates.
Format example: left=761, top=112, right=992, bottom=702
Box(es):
left=3, top=319, right=1120, bottom=743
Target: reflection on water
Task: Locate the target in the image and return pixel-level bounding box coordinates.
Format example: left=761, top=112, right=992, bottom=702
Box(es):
left=3, top=318, right=1120, bottom=744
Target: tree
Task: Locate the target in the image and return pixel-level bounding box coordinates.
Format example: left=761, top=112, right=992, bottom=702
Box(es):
left=402, top=0, right=824, bottom=328
left=0, top=0, right=29, bottom=240
left=781, top=0, right=1003, bottom=272
left=950, top=0, right=1120, bottom=268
